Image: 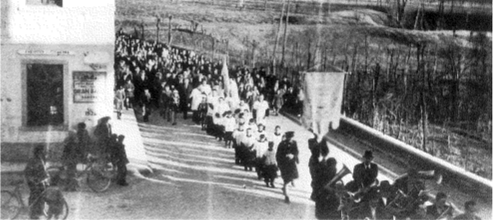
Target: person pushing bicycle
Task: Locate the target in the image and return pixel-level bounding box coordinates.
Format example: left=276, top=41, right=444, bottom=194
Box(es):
left=24, top=145, right=49, bottom=219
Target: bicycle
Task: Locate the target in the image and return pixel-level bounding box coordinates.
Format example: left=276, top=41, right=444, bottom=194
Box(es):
left=1, top=179, right=69, bottom=220
left=46, top=154, right=117, bottom=193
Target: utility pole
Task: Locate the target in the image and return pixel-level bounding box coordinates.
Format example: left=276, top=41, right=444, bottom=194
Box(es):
left=281, top=0, right=291, bottom=68
left=168, top=16, right=172, bottom=45
left=156, top=16, right=161, bottom=43
left=272, top=0, right=286, bottom=76
left=140, top=20, right=145, bottom=40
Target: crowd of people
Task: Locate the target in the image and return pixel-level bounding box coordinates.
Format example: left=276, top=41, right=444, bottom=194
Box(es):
left=113, top=29, right=308, bottom=203
left=112, top=29, right=482, bottom=219
left=21, top=29, right=482, bottom=220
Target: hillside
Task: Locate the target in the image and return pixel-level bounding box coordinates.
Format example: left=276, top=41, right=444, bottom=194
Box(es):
left=115, top=0, right=492, bottom=179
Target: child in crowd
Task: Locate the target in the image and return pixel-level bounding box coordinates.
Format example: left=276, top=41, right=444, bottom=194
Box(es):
left=262, top=142, right=278, bottom=188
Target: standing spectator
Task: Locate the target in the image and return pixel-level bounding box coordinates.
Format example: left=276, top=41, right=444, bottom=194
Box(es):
left=124, top=79, right=135, bottom=110
left=262, top=142, right=278, bottom=188
left=454, top=200, right=481, bottom=220
left=276, top=131, right=299, bottom=204
left=111, top=135, right=129, bottom=186
left=94, top=116, right=112, bottom=157
left=115, top=85, right=126, bottom=120
left=170, top=88, right=180, bottom=125
left=296, top=88, right=305, bottom=118
left=75, top=122, right=91, bottom=163
left=24, top=145, right=49, bottom=219
left=161, top=84, right=172, bottom=121
left=141, top=89, right=152, bottom=122
left=61, top=132, right=79, bottom=191
left=273, top=84, right=285, bottom=116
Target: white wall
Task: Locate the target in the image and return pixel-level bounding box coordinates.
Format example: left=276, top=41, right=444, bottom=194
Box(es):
left=2, top=0, right=115, bottom=45
left=1, top=44, right=115, bottom=143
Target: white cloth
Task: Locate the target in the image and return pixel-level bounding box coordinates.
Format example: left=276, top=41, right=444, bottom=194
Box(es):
left=233, top=129, right=246, bottom=144
left=263, top=150, right=277, bottom=165
left=271, top=133, right=283, bottom=150
left=224, top=117, right=236, bottom=132
left=255, top=141, right=269, bottom=158
left=253, top=100, right=269, bottom=124
left=189, top=88, right=202, bottom=111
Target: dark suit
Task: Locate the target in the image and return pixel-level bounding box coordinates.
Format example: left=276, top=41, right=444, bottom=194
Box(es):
left=353, top=162, right=378, bottom=189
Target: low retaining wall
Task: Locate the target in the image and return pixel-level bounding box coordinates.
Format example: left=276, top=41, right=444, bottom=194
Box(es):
left=338, top=117, right=492, bottom=199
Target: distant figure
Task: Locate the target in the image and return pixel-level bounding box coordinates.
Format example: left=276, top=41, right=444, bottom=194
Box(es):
left=115, top=85, right=126, bottom=119
left=24, top=145, right=49, bottom=219
left=111, top=135, right=129, bottom=186
left=454, top=200, right=481, bottom=220
left=94, top=116, right=112, bottom=157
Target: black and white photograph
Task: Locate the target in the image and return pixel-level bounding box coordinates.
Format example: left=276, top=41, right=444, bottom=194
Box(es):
left=1, top=0, right=491, bottom=219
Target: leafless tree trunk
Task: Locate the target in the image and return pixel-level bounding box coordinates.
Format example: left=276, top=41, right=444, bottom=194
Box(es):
left=272, top=0, right=286, bottom=76
left=281, top=0, right=291, bottom=67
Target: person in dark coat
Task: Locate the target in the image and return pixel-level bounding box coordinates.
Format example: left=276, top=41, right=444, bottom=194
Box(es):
left=140, top=89, right=152, bottom=122
left=24, top=145, right=49, bottom=219
left=313, top=156, right=339, bottom=219
left=111, top=135, right=129, bottom=186
left=276, top=131, right=299, bottom=203
left=93, top=116, right=112, bottom=157
left=348, top=150, right=379, bottom=196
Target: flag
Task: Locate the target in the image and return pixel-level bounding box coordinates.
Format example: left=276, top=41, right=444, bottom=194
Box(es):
left=221, top=55, right=230, bottom=97
left=301, top=71, right=346, bottom=137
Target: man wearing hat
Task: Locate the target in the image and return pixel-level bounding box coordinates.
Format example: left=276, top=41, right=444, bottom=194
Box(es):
left=276, top=131, right=299, bottom=203
left=350, top=150, right=379, bottom=196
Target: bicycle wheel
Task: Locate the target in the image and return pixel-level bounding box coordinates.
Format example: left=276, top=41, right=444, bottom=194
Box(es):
left=1, top=191, right=21, bottom=219
left=87, top=168, right=112, bottom=193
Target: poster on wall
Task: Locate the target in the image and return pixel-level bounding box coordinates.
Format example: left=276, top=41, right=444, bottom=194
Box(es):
left=73, top=71, right=106, bottom=103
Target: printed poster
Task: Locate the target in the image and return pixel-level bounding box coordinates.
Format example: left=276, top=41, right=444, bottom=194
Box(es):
left=73, top=71, right=106, bottom=103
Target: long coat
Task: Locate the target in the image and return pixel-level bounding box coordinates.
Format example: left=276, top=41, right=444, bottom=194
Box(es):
left=276, top=139, right=299, bottom=182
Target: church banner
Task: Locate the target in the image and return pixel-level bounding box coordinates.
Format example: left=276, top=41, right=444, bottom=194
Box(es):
left=73, top=71, right=106, bottom=103
left=301, top=71, right=346, bottom=137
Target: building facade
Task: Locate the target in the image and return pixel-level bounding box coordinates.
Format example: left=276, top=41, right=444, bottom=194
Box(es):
left=1, top=0, right=115, bottom=161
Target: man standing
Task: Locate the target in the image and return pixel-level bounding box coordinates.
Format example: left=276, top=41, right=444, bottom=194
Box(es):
left=276, top=131, right=299, bottom=203
left=350, top=150, right=378, bottom=194
left=94, top=116, right=112, bottom=157
left=24, top=145, right=49, bottom=219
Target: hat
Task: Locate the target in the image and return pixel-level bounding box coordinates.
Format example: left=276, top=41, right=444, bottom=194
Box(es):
left=285, top=131, right=294, bottom=138
left=363, top=150, right=373, bottom=159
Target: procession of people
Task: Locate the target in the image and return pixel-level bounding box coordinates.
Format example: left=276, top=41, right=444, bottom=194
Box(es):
left=21, top=29, right=482, bottom=220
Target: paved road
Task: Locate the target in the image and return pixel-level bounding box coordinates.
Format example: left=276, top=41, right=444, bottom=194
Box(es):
left=134, top=108, right=405, bottom=219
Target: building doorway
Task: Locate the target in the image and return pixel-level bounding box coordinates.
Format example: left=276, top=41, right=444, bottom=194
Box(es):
left=26, top=63, right=64, bottom=126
